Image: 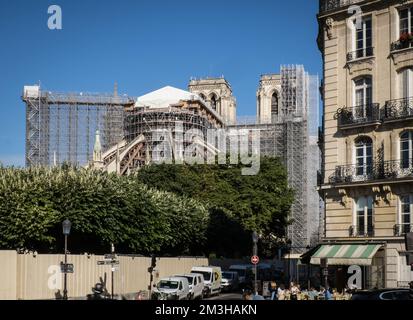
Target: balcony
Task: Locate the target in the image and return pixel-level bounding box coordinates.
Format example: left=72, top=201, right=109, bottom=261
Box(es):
left=394, top=224, right=413, bottom=236
left=330, top=159, right=413, bottom=184
left=319, top=0, right=364, bottom=14
left=336, top=103, right=380, bottom=129
left=346, top=47, right=374, bottom=62
left=390, top=39, right=413, bottom=53
left=349, top=225, right=375, bottom=237
left=382, top=97, right=413, bottom=122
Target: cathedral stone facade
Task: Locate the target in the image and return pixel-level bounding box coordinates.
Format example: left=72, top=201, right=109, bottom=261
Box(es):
left=188, top=77, right=237, bottom=125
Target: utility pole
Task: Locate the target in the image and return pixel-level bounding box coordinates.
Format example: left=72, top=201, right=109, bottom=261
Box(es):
left=111, top=243, right=115, bottom=300
left=252, top=232, right=258, bottom=295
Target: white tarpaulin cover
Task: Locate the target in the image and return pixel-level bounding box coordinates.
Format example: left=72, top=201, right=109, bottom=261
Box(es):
left=134, top=86, right=200, bottom=109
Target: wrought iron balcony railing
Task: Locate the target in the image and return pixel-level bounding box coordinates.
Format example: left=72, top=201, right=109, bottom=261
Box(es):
left=390, top=40, right=413, bottom=52
left=319, top=0, right=364, bottom=14
left=349, top=225, right=375, bottom=237
left=382, top=97, right=413, bottom=121
left=382, top=159, right=413, bottom=179
left=335, top=103, right=380, bottom=128
left=331, top=158, right=413, bottom=184
left=394, top=224, right=413, bottom=236
left=347, top=47, right=374, bottom=62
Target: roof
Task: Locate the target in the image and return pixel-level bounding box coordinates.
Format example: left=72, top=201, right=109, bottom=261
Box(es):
left=160, top=276, right=188, bottom=282
left=134, top=86, right=200, bottom=109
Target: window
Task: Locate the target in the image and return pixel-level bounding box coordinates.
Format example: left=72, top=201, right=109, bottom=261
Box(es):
left=400, top=131, right=413, bottom=169
left=399, top=7, right=413, bottom=35
left=400, top=68, right=413, bottom=98
left=400, top=195, right=412, bottom=234
left=354, top=77, right=372, bottom=107
left=353, top=17, right=372, bottom=58
left=355, top=196, right=374, bottom=236
left=353, top=77, right=373, bottom=120
left=271, top=91, right=279, bottom=122
left=210, top=94, right=217, bottom=111
left=355, top=137, right=373, bottom=177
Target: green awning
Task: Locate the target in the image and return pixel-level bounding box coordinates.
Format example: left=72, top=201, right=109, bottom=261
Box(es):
left=310, top=244, right=382, bottom=266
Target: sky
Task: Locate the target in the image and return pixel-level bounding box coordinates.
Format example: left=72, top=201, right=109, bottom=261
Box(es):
left=0, top=0, right=321, bottom=167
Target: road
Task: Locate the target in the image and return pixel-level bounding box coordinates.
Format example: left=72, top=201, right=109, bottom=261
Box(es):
left=204, top=293, right=243, bottom=300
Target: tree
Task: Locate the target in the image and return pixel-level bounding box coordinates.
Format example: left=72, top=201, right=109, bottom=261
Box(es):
left=0, top=165, right=208, bottom=255
left=137, top=156, right=294, bottom=258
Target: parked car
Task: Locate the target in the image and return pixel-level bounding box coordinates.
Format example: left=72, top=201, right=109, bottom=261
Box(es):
left=191, top=266, right=222, bottom=297
left=229, top=264, right=254, bottom=288
left=221, top=271, right=239, bottom=292
left=152, top=277, right=190, bottom=300
left=174, top=273, right=205, bottom=300
left=350, top=288, right=413, bottom=300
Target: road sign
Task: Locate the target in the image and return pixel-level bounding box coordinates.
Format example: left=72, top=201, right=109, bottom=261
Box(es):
left=60, top=263, right=74, bottom=273
left=251, top=255, right=259, bottom=265
left=104, top=254, right=117, bottom=260
left=97, top=260, right=119, bottom=266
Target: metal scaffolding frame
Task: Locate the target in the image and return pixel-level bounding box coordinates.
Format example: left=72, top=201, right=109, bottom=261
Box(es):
left=124, top=104, right=218, bottom=164
left=22, top=86, right=134, bottom=167
left=231, top=65, right=320, bottom=252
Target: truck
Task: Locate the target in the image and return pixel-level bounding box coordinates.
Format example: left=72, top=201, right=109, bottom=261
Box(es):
left=191, top=266, right=222, bottom=297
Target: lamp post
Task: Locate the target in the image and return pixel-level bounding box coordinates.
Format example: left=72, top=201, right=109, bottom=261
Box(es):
left=252, top=231, right=258, bottom=295
left=62, top=219, right=71, bottom=300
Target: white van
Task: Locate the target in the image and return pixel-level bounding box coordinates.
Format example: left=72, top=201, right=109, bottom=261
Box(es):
left=191, top=266, right=222, bottom=297
left=175, top=273, right=205, bottom=300
left=153, top=276, right=190, bottom=300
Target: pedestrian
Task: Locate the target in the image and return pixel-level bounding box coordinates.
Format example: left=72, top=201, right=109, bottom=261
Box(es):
left=308, top=287, right=317, bottom=300
left=243, top=288, right=253, bottom=301
left=277, top=284, right=286, bottom=300
left=318, top=286, right=325, bottom=300
left=269, top=281, right=278, bottom=300
left=290, top=281, right=299, bottom=301
left=325, top=287, right=333, bottom=300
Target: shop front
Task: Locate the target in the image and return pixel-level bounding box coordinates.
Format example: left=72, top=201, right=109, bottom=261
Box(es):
left=308, top=243, right=385, bottom=291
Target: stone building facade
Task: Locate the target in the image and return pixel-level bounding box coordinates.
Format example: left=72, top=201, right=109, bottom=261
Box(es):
left=188, top=77, right=237, bottom=125
left=317, top=0, right=413, bottom=288
left=256, top=74, right=282, bottom=124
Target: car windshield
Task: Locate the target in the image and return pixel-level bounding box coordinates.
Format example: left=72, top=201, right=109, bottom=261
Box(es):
left=158, top=280, right=179, bottom=289
left=230, top=269, right=246, bottom=277
left=193, top=271, right=211, bottom=281
left=182, top=276, right=194, bottom=285
left=222, top=272, right=234, bottom=279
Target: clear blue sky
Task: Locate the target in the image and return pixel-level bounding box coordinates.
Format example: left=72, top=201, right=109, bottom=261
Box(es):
left=0, top=0, right=321, bottom=167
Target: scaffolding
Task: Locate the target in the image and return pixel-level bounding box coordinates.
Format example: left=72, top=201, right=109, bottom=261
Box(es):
left=22, top=85, right=134, bottom=167
left=124, top=103, right=219, bottom=164
left=231, top=65, right=320, bottom=252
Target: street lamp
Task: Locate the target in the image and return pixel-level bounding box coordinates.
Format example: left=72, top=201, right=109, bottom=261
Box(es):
left=252, top=231, right=258, bottom=295
left=62, top=219, right=71, bottom=300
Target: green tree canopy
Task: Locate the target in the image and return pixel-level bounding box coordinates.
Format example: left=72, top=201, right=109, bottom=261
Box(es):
left=0, top=165, right=208, bottom=255
left=137, top=156, right=294, bottom=258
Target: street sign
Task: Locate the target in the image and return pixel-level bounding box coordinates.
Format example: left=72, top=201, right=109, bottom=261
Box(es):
left=104, top=254, right=117, bottom=260
left=323, top=268, right=329, bottom=276
left=97, top=260, right=119, bottom=266
left=251, top=255, right=259, bottom=265
left=60, top=263, right=74, bottom=273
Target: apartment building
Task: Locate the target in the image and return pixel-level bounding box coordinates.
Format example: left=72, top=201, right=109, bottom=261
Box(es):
left=317, top=0, right=413, bottom=289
